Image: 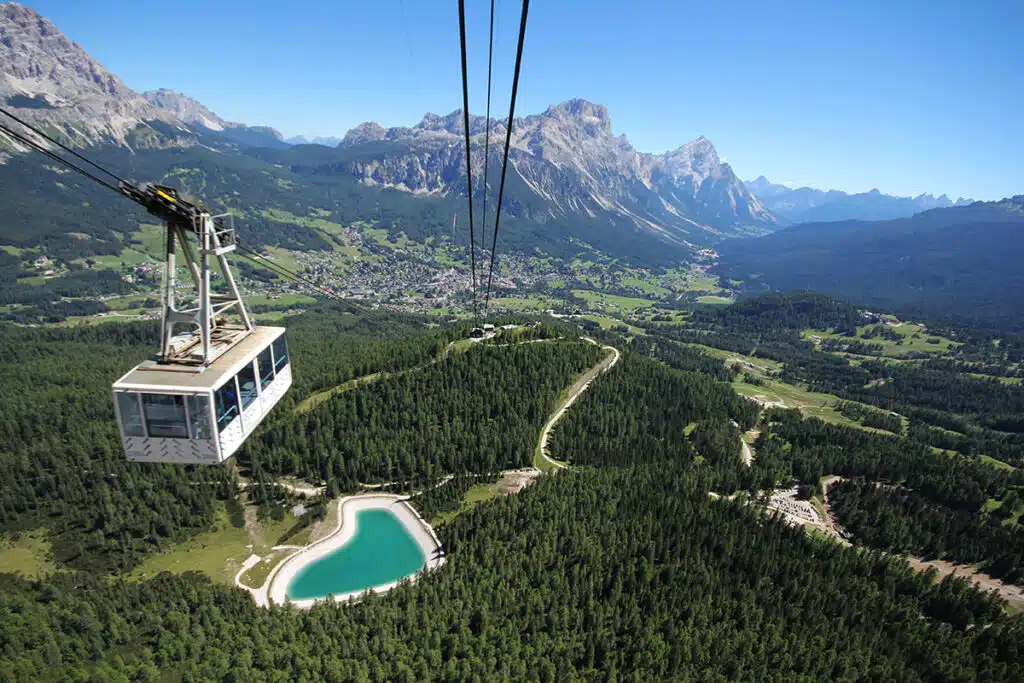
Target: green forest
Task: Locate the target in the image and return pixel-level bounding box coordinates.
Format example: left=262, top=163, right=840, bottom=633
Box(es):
left=1, top=296, right=1023, bottom=680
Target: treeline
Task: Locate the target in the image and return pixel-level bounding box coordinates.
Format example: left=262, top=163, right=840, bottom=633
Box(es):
left=0, top=267, right=133, bottom=306
left=837, top=401, right=904, bottom=434
left=652, top=292, right=1024, bottom=467
left=282, top=303, right=457, bottom=398
left=248, top=340, right=603, bottom=487
left=408, top=474, right=495, bottom=522
left=624, top=334, right=733, bottom=380
left=752, top=409, right=1024, bottom=582
left=0, top=322, right=228, bottom=572
left=829, top=478, right=1024, bottom=583
left=0, top=308, right=457, bottom=573
left=550, top=353, right=758, bottom=491
left=1, top=463, right=1022, bottom=681
left=754, top=409, right=1023, bottom=510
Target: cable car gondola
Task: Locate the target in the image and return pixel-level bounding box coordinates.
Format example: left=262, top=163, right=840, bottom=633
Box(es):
left=111, top=184, right=291, bottom=464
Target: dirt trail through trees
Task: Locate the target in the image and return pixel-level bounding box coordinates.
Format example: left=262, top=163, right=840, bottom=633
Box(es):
left=537, top=342, right=621, bottom=470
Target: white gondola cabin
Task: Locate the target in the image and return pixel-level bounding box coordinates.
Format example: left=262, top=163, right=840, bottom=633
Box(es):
left=110, top=183, right=294, bottom=464
left=113, top=327, right=292, bottom=464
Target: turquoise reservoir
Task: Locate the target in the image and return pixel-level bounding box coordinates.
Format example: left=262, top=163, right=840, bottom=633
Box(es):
left=286, top=508, right=427, bottom=600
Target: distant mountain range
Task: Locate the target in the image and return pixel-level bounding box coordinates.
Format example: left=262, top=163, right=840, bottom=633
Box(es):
left=0, top=2, right=777, bottom=266
left=319, top=99, right=777, bottom=243
left=285, top=135, right=343, bottom=147
left=717, top=197, right=1024, bottom=330
left=1, top=0, right=1020, bottom=328
left=746, top=176, right=974, bottom=223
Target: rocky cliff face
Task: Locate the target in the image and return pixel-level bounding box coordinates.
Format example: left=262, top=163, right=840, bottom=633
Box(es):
left=335, top=98, right=776, bottom=240
left=0, top=2, right=188, bottom=146
left=0, top=2, right=773, bottom=242
left=142, top=88, right=232, bottom=131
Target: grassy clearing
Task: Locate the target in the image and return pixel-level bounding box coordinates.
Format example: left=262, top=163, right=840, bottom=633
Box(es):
left=81, top=249, right=150, bottom=269
left=240, top=553, right=283, bottom=588
left=621, top=277, right=671, bottom=296
left=731, top=380, right=866, bottom=430
left=697, top=295, right=734, bottom=305
left=247, top=293, right=317, bottom=308
left=261, top=208, right=344, bottom=236
left=106, top=294, right=154, bottom=311
left=583, top=314, right=645, bottom=335
left=979, top=454, right=1016, bottom=472
left=296, top=372, right=385, bottom=414
left=253, top=311, right=289, bottom=321
left=131, top=501, right=309, bottom=585
left=489, top=296, right=554, bottom=311
left=237, top=513, right=312, bottom=588
left=660, top=269, right=722, bottom=294
left=572, top=289, right=655, bottom=312
left=0, top=529, right=55, bottom=578
left=364, top=228, right=410, bottom=249
left=262, top=247, right=302, bottom=274
left=130, top=505, right=249, bottom=585
left=432, top=479, right=502, bottom=526
left=804, top=323, right=959, bottom=357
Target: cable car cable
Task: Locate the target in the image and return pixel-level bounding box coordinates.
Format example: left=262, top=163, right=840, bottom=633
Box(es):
left=0, top=120, right=357, bottom=308
left=480, top=0, right=495, bottom=265
left=457, top=0, right=479, bottom=326
left=484, top=0, right=529, bottom=310
left=0, top=105, right=128, bottom=185
left=234, top=242, right=351, bottom=304
left=0, top=120, right=123, bottom=194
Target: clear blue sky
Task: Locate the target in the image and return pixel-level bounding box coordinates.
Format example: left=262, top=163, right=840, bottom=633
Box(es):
left=23, top=0, right=1024, bottom=200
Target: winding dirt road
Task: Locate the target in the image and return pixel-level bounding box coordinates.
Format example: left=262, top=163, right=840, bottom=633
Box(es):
left=537, top=341, right=621, bottom=470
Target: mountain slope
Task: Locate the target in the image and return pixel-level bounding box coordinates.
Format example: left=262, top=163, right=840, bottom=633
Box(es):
left=142, top=88, right=231, bottom=131
left=747, top=175, right=973, bottom=223
left=285, top=99, right=776, bottom=246
left=0, top=3, right=772, bottom=267
left=0, top=2, right=188, bottom=146
left=141, top=88, right=291, bottom=149
left=716, top=197, right=1024, bottom=330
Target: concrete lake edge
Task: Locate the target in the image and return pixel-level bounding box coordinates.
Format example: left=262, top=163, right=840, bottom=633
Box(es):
left=256, top=494, right=444, bottom=609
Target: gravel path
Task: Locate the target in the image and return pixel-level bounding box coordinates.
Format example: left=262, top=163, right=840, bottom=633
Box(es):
left=537, top=342, right=620, bottom=470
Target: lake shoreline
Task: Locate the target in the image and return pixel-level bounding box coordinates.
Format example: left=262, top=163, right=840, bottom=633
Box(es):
left=260, top=494, right=444, bottom=609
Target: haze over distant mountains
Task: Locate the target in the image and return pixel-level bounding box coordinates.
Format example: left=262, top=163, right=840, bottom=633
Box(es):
left=746, top=176, right=974, bottom=223
left=1, top=0, right=1020, bottom=325
left=717, top=196, right=1024, bottom=330
left=0, top=2, right=778, bottom=259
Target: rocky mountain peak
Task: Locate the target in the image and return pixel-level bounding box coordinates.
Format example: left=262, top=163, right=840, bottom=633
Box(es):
left=660, top=136, right=724, bottom=185
left=415, top=110, right=493, bottom=136
left=542, top=99, right=611, bottom=136
left=142, top=88, right=232, bottom=131
left=1, top=2, right=131, bottom=102
left=0, top=2, right=183, bottom=145
left=335, top=99, right=775, bottom=236
left=341, top=121, right=388, bottom=146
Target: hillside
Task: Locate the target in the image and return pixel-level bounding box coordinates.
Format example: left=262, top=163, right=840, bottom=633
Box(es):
left=716, top=197, right=1024, bottom=330
left=0, top=3, right=773, bottom=289
left=2, top=300, right=1024, bottom=678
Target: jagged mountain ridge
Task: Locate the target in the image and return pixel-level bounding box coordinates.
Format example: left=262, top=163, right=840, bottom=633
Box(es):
left=0, top=4, right=285, bottom=151
left=0, top=2, right=769, bottom=247
left=141, top=88, right=233, bottom=132
left=286, top=135, right=343, bottom=147
left=0, top=2, right=188, bottom=146
left=330, top=99, right=776, bottom=242
left=746, top=175, right=973, bottom=223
